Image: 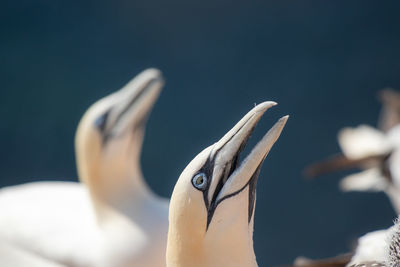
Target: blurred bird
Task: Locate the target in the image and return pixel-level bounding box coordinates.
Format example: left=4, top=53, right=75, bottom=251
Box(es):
left=347, top=228, right=390, bottom=266
left=305, top=89, right=400, bottom=213
left=281, top=231, right=386, bottom=267
left=286, top=89, right=400, bottom=267
left=0, top=240, right=65, bottom=267
left=285, top=218, right=400, bottom=267
left=0, top=69, right=169, bottom=267
left=166, top=102, right=288, bottom=267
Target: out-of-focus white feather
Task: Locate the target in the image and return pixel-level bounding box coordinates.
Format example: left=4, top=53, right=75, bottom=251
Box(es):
left=0, top=240, right=64, bottom=267
left=338, top=125, right=391, bottom=159
left=340, top=168, right=387, bottom=192
left=337, top=125, right=400, bottom=213
left=347, top=230, right=389, bottom=266
left=0, top=69, right=169, bottom=267
left=0, top=182, right=102, bottom=266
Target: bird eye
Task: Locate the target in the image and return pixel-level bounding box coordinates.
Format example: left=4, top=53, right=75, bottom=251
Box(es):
left=192, top=173, right=207, bottom=190
left=95, top=110, right=110, bottom=132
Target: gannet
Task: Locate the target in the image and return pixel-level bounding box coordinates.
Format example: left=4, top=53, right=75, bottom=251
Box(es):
left=305, top=91, right=400, bottom=213
left=290, top=96, right=400, bottom=267
left=285, top=90, right=400, bottom=267
left=166, top=102, right=288, bottom=267
left=0, top=68, right=169, bottom=267
left=305, top=124, right=400, bottom=213
left=344, top=216, right=400, bottom=267
left=287, top=225, right=394, bottom=267
left=286, top=128, right=400, bottom=267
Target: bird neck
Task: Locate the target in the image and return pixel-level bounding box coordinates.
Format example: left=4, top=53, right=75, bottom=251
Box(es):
left=204, top=227, right=257, bottom=267
left=79, top=159, right=154, bottom=221
left=167, top=215, right=257, bottom=267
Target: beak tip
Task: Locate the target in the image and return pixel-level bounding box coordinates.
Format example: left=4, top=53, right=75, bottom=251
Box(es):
left=142, top=68, right=165, bottom=84
left=254, top=101, right=277, bottom=113
left=280, top=115, right=289, bottom=124
left=144, top=67, right=162, bottom=76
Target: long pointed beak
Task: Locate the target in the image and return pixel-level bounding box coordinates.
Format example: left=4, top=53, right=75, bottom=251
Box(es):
left=206, top=102, right=276, bottom=202
left=216, top=114, right=288, bottom=202
left=202, top=101, right=288, bottom=228
left=108, top=68, right=164, bottom=136
left=211, top=101, right=277, bottom=159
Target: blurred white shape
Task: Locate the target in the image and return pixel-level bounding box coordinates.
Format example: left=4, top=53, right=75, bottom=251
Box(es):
left=0, top=240, right=64, bottom=267
left=0, top=69, right=169, bottom=267
left=340, top=168, right=387, bottom=192
left=348, top=229, right=389, bottom=266
left=339, top=125, right=392, bottom=159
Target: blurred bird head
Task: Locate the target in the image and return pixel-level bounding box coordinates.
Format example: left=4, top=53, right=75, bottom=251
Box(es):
left=74, top=68, right=163, bottom=205
left=305, top=124, right=400, bottom=212
left=305, top=89, right=400, bottom=195
left=167, top=102, right=288, bottom=267
left=337, top=125, right=393, bottom=192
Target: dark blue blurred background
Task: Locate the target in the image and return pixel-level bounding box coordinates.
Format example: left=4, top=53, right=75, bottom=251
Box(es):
left=1, top=0, right=400, bottom=265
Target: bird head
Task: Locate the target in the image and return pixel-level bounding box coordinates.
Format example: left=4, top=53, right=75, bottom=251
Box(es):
left=167, top=102, right=288, bottom=267
left=75, top=68, right=163, bottom=206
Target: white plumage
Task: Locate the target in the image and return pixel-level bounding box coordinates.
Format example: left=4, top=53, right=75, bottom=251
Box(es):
left=338, top=124, right=400, bottom=213
left=292, top=90, right=400, bottom=267
left=305, top=90, right=400, bottom=213
left=0, top=69, right=169, bottom=267
left=348, top=229, right=389, bottom=266
left=0, top=239, right=65, bottom=267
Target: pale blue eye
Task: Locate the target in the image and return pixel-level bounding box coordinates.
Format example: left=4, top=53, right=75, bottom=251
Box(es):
left=192, top=173, right=207, bottom=190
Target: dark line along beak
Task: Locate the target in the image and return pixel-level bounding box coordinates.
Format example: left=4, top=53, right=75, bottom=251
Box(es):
left=215, top=114, right=288, bottom=203
left=204, top=101, right=288, bottom=227
left=101, top=69, right=164, bottom=142
left=304, top=153, right=390, bottom=180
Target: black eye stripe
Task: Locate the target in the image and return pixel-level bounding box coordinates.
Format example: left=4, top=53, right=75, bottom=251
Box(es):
left=197, top=152, right=264, bottom=230
left=195, top=157, right=215, bottom=215
left=197, top=154, right=237, bottom=229
left=94, top=109, right=114, bottom=144
left=93, top=79, right=157, bottom=145
left=95, top=109, right=111, bottom=133
left=112, top=79, right=156, bottom=130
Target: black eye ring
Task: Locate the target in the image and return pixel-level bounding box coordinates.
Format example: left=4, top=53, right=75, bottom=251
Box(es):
left=192, top=173, right=207, bottom=190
